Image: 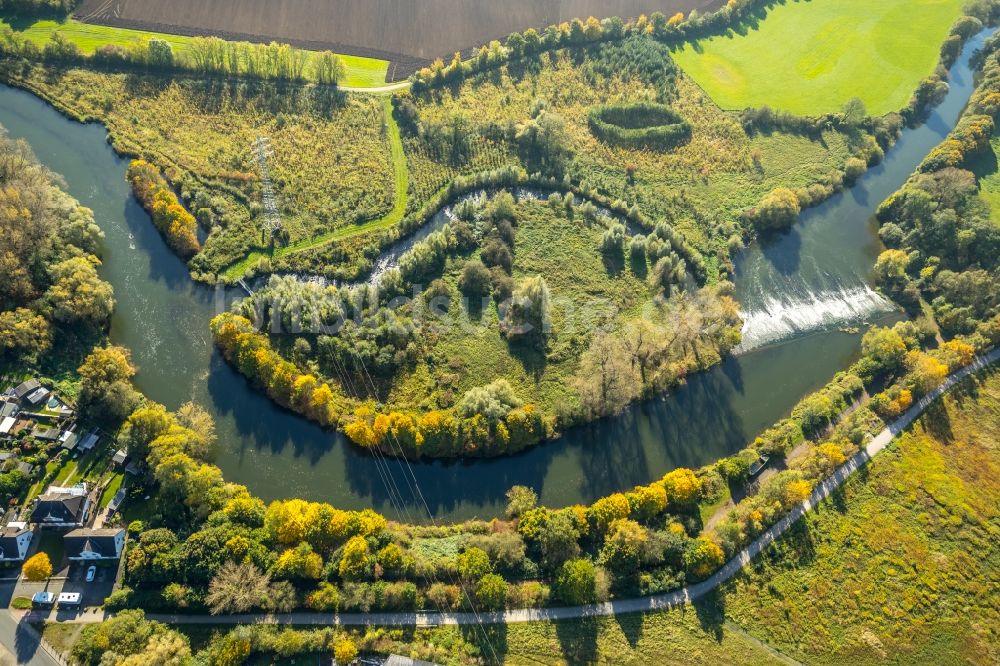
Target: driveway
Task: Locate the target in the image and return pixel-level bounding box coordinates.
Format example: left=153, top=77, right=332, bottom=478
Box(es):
left=12, top=563, right=115, bottom=615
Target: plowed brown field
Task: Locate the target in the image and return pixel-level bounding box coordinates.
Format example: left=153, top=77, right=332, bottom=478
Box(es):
left=75, top=0, right=723, bottom=79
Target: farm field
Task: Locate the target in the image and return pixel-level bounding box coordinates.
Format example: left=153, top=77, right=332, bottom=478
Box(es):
left=672, top=0, right=967, bottom=116
left=75, top=0, right=725, bottom=65
left=0, top=14, right=390, bottom=87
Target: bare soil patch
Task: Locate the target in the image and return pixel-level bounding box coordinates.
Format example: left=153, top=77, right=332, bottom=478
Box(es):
left=75, top=0, right=723, bottom=79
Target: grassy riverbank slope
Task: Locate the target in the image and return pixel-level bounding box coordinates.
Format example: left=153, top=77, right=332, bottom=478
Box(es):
left=673, top=0, right=966, bottom=116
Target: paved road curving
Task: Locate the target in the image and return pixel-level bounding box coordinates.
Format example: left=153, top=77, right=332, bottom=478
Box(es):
left=37, top=349, right=1000, bottom=628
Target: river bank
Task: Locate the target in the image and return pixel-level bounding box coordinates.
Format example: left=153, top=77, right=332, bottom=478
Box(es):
left=0, top=30, right=986, bottom=521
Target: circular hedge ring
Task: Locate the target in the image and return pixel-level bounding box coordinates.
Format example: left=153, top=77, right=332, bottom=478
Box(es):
left=588, top=102, right=692, bottom=149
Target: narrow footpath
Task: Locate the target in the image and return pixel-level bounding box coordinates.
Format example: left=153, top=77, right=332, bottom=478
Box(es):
left=30, top=348, right=1000, bottom=628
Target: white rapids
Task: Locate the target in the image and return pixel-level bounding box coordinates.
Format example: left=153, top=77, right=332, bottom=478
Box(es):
left=736, top=284, right=896, bottom=353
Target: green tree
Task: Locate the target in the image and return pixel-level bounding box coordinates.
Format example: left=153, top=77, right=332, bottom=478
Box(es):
left=861, top=326, right=908, bottom=372
left=77, top=345, right=141, bottom=423
left=752, top=187, right=801, bottom=230
left=555, top=559, right=598, bottom=605
left=46, top=256, right=114, bottom=325
left=315, top=51, right=346, bottom=85
left=458, top=259, right=493, bottom=296
left=684, top=537, right=725, bottom=580
left=457, top=547, right=492, bottom=581
left=537, top=510, right=580, bottom=571
left=505, top=485, right=538, bottom=518
left=475, top=573, right=509, bottom=610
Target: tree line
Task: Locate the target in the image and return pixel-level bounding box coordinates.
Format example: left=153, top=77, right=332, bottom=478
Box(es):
left=0, top=29, right=346, bottom=85
left=409, top=0, right=784, bottom=94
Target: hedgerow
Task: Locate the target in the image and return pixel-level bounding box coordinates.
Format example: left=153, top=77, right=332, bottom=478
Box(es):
left=587, top=102, right=691, bottom=149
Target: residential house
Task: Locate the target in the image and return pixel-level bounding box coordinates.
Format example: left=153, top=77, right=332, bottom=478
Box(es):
left=31, top=484, right=90, bottom=528
left=12, top=379, right=40, bottom=402
left=0, top=401, right=17, bottom=419
left=0, top=523, right=32, bottom=562
left=64, top=528, right=126, bottom=561
left=112, top=450, right=127, bottom=466
left=0, top=417, right=14, bottom=437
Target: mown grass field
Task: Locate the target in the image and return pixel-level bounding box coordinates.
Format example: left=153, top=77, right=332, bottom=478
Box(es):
left=972, top=132, right=1000, bottom=217
left=0, top=14, right=389, bottom=87
left=672, top=0, right=966, bottom=116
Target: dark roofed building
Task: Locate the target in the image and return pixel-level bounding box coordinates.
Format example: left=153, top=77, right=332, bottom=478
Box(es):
left=64, top=528, right=125, bottom=561
left=0, top=402, right=17, bottom=419
left=12, top=379, right=40, bottom=402
left=31, top=485, right=90, bottom=528
left=33, top=427, right=60, bottom=441
left=0, top=524, right=32, bottom=562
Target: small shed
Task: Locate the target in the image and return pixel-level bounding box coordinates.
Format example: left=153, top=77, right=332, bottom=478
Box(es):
left=24, top=387, right=50, bottom=407
left=60, top=431, right=79, bottom=451
left=78, top=432, right=99, bottom=452
left=12, top=379, right=40, bottom=402
left=112, top=449, right=127, bottom=466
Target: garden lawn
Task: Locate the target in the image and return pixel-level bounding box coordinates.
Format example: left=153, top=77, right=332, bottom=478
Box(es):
left=672, top=0, right=967, bottom=116
left=0, top=15, right=389, bottom=87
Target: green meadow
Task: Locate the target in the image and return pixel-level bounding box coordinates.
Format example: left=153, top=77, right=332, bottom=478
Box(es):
left=673, top=0, right=966, bottom=116
left=0, top=15, right=389, bottom=88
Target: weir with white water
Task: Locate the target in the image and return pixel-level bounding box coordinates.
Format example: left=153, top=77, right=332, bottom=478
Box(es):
left=0, top=30, right=988, bottom=521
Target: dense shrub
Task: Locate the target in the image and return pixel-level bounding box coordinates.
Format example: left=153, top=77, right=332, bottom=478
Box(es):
left=587, top=102, right=691, bottom=149
left=127, top=160, right=201, bottom=258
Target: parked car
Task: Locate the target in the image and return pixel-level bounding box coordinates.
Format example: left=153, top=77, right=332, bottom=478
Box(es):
left=85, top=565, right=96, bottom=582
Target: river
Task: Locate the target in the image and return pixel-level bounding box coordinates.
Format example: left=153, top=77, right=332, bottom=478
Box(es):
left=0, top=31, right=984, bottom=522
